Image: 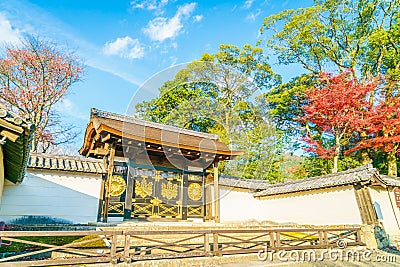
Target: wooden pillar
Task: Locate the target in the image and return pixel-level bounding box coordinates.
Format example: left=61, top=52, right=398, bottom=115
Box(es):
left=181, top=168, right=188, bottom=220
left=97, top=176, right=106, bottom=222
left=204, top=172, right=213, bottom=221
left=362, top=186, right=378, bottom=224
left=103, top=142, right=116, bottom=222
left=354, top=184, right=378, bottom=225
left=124, top=159, right=135, bottom=220
left=213, top=160, right=220, bottom=223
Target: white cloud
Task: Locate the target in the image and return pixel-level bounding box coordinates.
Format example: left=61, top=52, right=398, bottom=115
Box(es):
left=243, top=0, right=254, bottom=9
left=193, top=15, right=203, bottom=22
left=1, top=0, right=143, bottom=86
left=245, top=9, right=261, bottom=22
left=0, top=13, right=22, bottom=44
left=143, top=2, right=197, bottom=42
left=103, top=36, right=145, bottom=59
left=54, top=98, right=87, bottom=120
left=131, top=0, right=171, bottom=15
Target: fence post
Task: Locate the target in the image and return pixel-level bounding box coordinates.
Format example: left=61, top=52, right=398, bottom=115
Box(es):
left=318, top=231, right=324, bottom=248
left=269, top=232, right=275, bottom=249
left=124, top=233, right=131, bottom=263
left=204, top=232, right=210, bottom=256
left=356, top=229, right=362, bottom=244
left=275, top=231, right=281, bottom=249
left=110, top=233, right=118, bottom=264
left=213, top=232, right=220, bottom=256
left=324, top=230, right=329, bottom=249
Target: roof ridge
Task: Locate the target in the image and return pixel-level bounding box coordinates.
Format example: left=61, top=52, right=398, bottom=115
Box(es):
left=264, top=164, right=376, bottom=189
left=28, top=153, right=106, bottom=174
left=29, top=153, right=103, bottom=162
left=219, top=175, right=268, bottom=184
left=90, top=108, right=220, bottom=140
left=254, top=164, right=378, bottom=197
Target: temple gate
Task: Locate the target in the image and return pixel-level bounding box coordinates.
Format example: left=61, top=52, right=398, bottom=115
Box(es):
left=79, top=109, right=242, bottom=222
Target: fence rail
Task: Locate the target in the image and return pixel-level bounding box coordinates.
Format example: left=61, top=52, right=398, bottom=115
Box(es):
left=0, top=227, right=363, bottom=266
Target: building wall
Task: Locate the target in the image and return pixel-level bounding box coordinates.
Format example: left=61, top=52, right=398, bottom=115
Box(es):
left=257, top=186, right=363, bottom=225
left=219, top=186, right=266, bottom=222
left=368, top=186, right=400, bottom=236
left=218, top=185, right=363, bottom=225
left=0, top=169, right=102, bottom=224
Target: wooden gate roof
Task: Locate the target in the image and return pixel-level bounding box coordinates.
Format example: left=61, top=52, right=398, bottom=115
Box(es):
left=79, top=108, right=242, bottom=163
left=0, top=106, right=34, bottom=183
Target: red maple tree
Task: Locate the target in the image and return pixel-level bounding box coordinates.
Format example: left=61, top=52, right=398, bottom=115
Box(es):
left=0, top=36, right=84, bottom=152
left=301, top=70, right=378, bottom=173
left=353, top=89, right=400, bottom=176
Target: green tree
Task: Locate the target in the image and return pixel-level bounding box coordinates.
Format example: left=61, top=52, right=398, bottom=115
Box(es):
left=136, top=44, right=283, bottom=181
left=260, top=0, right=400, bottom=175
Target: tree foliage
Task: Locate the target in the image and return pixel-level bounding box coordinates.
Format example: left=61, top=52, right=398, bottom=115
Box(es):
left=0, top=36, right=84, bottom=152
left=300, top=70, right=378, bottom=172
left=260, top=0, right=400, bottom=175
left=260, top=0, right=400, bottom=79
left=137, top=44, right=284, bottom=181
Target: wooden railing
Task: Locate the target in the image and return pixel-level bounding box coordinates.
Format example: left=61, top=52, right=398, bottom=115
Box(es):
left=0, top=227, right=363, bottom=266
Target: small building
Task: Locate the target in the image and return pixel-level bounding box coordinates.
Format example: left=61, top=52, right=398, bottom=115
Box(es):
left=79, top=108, right=242, bottom=222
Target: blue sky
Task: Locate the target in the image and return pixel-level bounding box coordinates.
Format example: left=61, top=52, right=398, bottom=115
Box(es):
left=0, top=0, right=312, bottom=151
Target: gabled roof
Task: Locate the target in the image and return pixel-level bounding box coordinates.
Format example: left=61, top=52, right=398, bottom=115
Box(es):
left=254, top=164, right=383, bottom=197
left=28, top=153, right=106, bottom=174
left=379, top=175, right=400, bottom=187
left=0, top=106, right=34, bottom=183
left=79, top=108, right=243, bottom=160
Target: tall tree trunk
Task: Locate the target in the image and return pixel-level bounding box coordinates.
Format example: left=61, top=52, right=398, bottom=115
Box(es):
left=332, top=154, right=339, bottom=173
left=387, top=149, right=398, bottom=177
left=332, top=134, right=340, bottom=173
left=30, top=134, right=37, bottom=153
left=360, top=131, right=371, bottom=164
left=360, top=149, right=371, bottom=165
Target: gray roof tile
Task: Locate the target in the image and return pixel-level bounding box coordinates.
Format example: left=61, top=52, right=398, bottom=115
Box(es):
left=219, top=175, right=270, bottom=190
left=254, top=164, right=378, bottom=197
left=28, top=153, right=106, bottom=174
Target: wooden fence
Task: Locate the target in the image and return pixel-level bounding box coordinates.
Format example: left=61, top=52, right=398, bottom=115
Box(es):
left=0, top=227, right=363, bottom=266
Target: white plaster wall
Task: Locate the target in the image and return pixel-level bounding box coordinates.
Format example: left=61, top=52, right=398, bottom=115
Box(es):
left=369, top=186, right=400, bottom=236
left=0, top=170, right=102, bottom=224
left=219, top=187, right=265, bottom=222
left=218, top=186, right=362, bottom=225
left=258, top=186, right=363, bottom=225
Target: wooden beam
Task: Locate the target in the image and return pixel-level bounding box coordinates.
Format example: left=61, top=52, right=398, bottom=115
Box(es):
left=97, top=175, right=106, bottom=222
left=354, top=185, right=369, bottom=224
left=204, top=172, right=213, bottom=221
left=181, top=168, right=188, bottom=220
left=103, top=142, right=116, bottom=222
left=0, top=129, right=20, bottom=142
left=124, top=159, right=135, bottom=220
left=0, top=118, right=23, bottom=134
left=213, top=161, right=220, bottom=223
left=362, top=187, right=378, bottom=224
left=101, top=133, right=111, bottom=143
left=353, top=184, right=378, bottom=225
